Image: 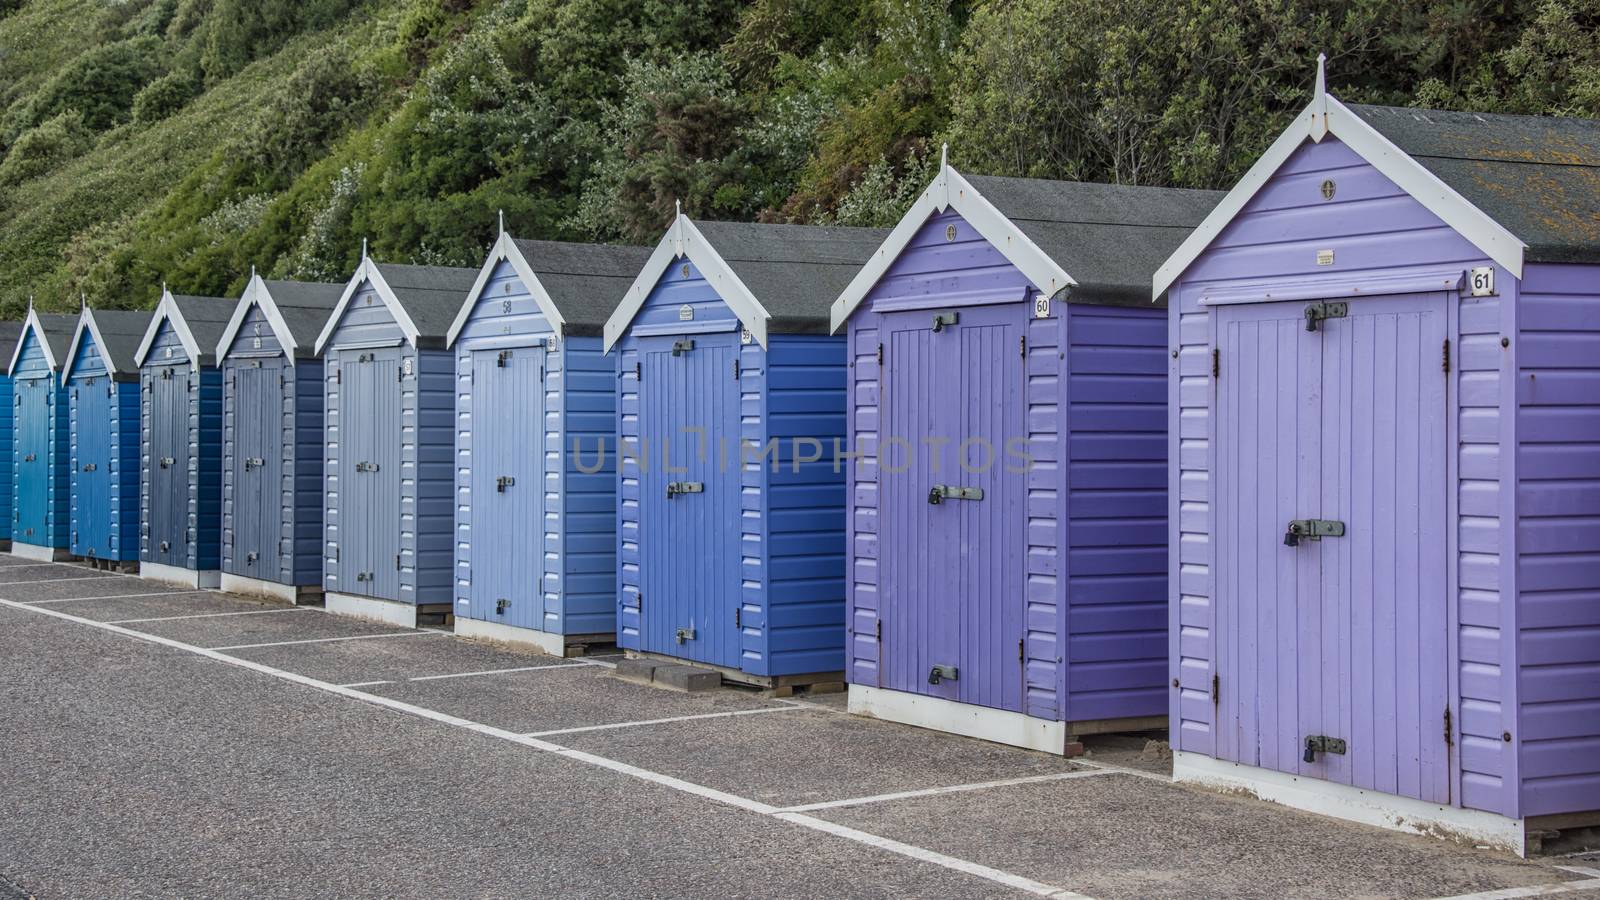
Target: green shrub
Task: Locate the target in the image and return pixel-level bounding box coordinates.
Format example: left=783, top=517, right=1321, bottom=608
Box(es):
left=0, top=109, right=94, bottom=185
left=2, top=35, right=164, bottom=142
left=132, top=67, right=199, bottom=124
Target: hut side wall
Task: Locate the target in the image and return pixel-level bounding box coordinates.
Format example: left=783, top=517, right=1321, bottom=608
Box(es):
left=845, top=208, right=1067, bottom=720
left=560, top=336, right=618, bottom=636
left=289, top=360, right=325, bottom=587
left=0, top=374, right=11, bottom=536
left=406, top=347, right=454, bottom=605
left=1514, top=262, right=1600, bottom=819
left=1061, top=301, right=1169, bottom=723
left=1168, top=135, right=1515, bottom=817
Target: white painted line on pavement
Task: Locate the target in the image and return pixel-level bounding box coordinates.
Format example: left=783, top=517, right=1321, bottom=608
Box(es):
left=207, top=631, right=449, bottom=651
left=105, top=607, right=312, bottom=625
left=1428, top=876, right=1600, bottom=899
left=523, top=705, right=802, bottom=738
left=777, top=769, right=1114, bottom=813
left=408, top=662, right=585, bottom=682
left=0, top=596, right=1092, bottom=900
left=338, top=680, right=395, bottom=688
left=1072, top=759, right=1174, bottom=783
left=0, top=575, right=120, bottom=586
left=20, top=590, right=212, bottom=605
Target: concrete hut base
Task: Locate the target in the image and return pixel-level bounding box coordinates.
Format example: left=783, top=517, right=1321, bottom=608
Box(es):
left=220, top=573, right=321, bottom=605
left=139, top=561, right=221, bottom=590
left=453, top=616, right=608, bottom=658
left=325, top=592, right=433, bottom=629
left=10, top=541, right=71, bottom=562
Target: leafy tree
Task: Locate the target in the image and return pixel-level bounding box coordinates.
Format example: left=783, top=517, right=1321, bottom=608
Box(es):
left=0, top=109, right=94, bottom=185
left=132, top=67, right=200, bottom=124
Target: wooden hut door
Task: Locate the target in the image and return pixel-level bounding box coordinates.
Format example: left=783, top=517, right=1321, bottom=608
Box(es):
left=465, top=345, right=546, bottom=629
left=15, top=377, right=49, bottom=541
left=637, top=333, right=741, bottom=669
left=74, top=379, right=111, bottom=556
left=339, top=350, right=402, bottom=599
left=148, top=365, right=190, bottom=566
left=233, top=361, right=284, bottom=580
left=878, top=304, right=1027, bottom=713
left=1214, top=293, right=1450, bottom=804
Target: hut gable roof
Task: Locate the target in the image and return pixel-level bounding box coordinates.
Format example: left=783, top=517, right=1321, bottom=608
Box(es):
left=1346, top=103, right=1600, bottom=265
left=604, top=215, right=887, bottom=351
left=314, top=257, right=478, bottom=353
left=0, top=321, right=21, bottom=377
left=62, top=307, right=155, bottom=382
left=216, top=274, right=343, bottom=361
left=448, top=233, right=651, bottom=344
left=1155, top=56, right=1600, bottom=297
left=134, top=290, right=234, bottom=367
left=9, top=308, right=81, bottom=374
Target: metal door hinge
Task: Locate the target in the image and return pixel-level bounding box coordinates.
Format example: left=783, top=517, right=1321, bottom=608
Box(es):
left=635, top=361, right=642, bottom=381
left=336, top=368, right=342, bottom=384
left=734, top=607, right=742, bottom=628
left=1211, top=673, right=1220, bottom=707
left=1284, top=518, right=1346, bottom=547
left=280, top=374, right=286, bottom=388
left=1212, top=348, right=1220, bottom=378
left=1304, top=301, right=1348, bottom=332
left=1442, top=339, right=1451, bottom=374
left=928, top=484, right=983, bottom=504
left=732, top=359, right=740, bottom=380
left=875, top=619, right=882, bottom=641
left=1020, top=335, right=1026, bottom=358
left=876, top=343, right=883, bottom=365
left=397, top=366, right=403, bottom=383
left=332, top=546, right=339, bottom=561
left=395, top=554, right=402, bottom=570
left=1303, top=734, right=1347, bottom=762
left=1443, top=706, right=1454, bottom=747
left=1018, top=638, right=1024, bottom=661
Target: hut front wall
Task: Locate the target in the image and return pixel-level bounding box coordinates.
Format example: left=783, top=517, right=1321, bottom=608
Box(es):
left=12, top=332, right=69, bottom=547
left=845, top=207, right=1067, bottom=721
left=0, top=374, right=11, bottom=537
left=67, top=332, right=140, bottom=561
left=139, top=320, right=221, bottom=572
left=221, top=304, right=324, bottom=588
left=1169, top=135, right=1515, bottom=817
left=453, top=260, right=561, bottom=632
left=1514, top=262, right=1600, bottom=819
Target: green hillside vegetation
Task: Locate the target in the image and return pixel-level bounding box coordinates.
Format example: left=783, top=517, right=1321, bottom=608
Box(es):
left=1, top=0, right=1597, bottom=318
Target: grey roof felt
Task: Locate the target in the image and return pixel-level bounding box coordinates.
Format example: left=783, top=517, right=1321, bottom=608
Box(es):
left=510, top=238, right=651, bottom=336
left=963, top=175, right=1225, bottom=306
left=87, top=309, right=156, bottom=378
left=691, top=221, right=890, bottom=332
left=375, top=263, right=478, bottom=346
left=261, top=280, right=343, bottom=356
left=33, top=313, right=78, bottom=367
left=170, top=295, right=235, bottom=365
left=0, top=321, right=21, bottom=376
left=1349, top=104, right=1600, bottom=263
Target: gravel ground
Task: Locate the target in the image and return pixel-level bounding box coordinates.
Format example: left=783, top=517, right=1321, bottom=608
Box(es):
left=0, top=556, right=1594, bottom=899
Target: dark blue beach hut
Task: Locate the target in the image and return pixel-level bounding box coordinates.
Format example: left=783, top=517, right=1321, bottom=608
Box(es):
left=603, top=215, right=886, bottom=687
left=214, top=273, right=343, bottom=602
left=62, top=306, right=155, bottom=569
left=314, top=254, right=477, bottom=627
left=828, top=153, right=1221, bottom=753
left=0, top=321, right=23, bottom=551
left=448, top=227, right=649, bottom=654
left=133, top=289, right=233, bottom=588
left=9, top=307, right=77, bottom=560
left=1153, top=61, right=1600, bottom=853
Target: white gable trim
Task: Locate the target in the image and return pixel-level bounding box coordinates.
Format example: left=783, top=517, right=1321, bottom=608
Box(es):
left=59, top=308, right=107, bottom=384
left=312, top=258, right=423, bottom=355
left=9, top=307, right=61, bottom=377
left=1152, top=91, right=1526, bottom=299
left=216, top=274, right=303, bottom=364
left=134, top=289, right=205, bottom=367
left=602, top=213, right=771, bottom=352
left=827, top=160, right=1075, bottom=333
left=446, top=232, right=566, bottom=347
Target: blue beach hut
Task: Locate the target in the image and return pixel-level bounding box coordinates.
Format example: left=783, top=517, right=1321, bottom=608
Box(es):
left=62, top=306, right=155, bottom=569
left=9, top=307, right=77, bottom=560
left=603, top=214, right=887, bottom=687
left=314, top=253, right=477, bottom=627
left=0, top=321, right=23, bottom=552
left=133, top=288, right=234, bottom=588
left=214, top=273, right=343, bottom=602
left=447, top=226, right=650, bottom=654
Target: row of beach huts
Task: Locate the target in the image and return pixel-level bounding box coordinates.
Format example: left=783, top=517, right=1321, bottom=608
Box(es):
left=3, top=71, right=1597, bottom=855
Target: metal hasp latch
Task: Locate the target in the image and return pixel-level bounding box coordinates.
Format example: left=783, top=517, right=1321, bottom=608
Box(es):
left=1304, top=301, right=1348, bottom=332
left=158, top=456, right=174, bottom=469
left=675, top=626, right=696, bottom=644
left=928, top=664, right=958, bottom=685
left=496, top=598, right=510, bottom=615
left=1284, top=519, right=1346, bottom=547
left=1303, top=734, right=1347, bottom=763
left=22, top=453, right=35, bottom=463
left=928, top=485, right=984, bottom=505
left=243, top=457, right=265, bottom=472
left=671, top=339, right=695, bottom=356
left=355, top=461, right=380, bottom=473
left=81, top=463, right=97, bottom=472
left=246, top=552, right=258, bottom=565
left=666, top=481, right=703, bottom=498
left=496, top=475, right=515, bottom=492
left=931, top=311, right=959, bottom=333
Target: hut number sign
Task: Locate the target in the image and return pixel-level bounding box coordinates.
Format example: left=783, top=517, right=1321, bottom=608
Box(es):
left=1033, top=295, right=1051, bottom=318
left=679, top=304, right=694, bottom=321
left=1469, top=266, right=1495, bottom=296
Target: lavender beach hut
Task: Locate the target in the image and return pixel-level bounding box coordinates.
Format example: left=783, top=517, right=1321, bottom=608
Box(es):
left=447, top=225, right=649, bottom=655
left=1156, top=60, right=1600, bottom=853
left=604, top=214, right=886, bottom=687
left=829, top=154, right=1221, bottom=752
